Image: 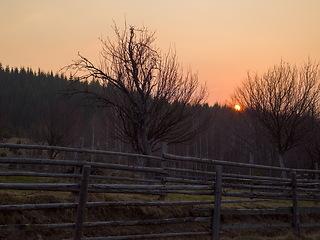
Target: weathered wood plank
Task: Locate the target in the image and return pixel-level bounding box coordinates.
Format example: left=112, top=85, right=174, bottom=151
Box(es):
left=0, top=157, right=84, bottom=167
left=89, top=184, right=213, bottom=191
left=223, top=191, right=290, bottom=200
left=0, top=183, right=79, bottom=192
left=73, top=137, right=84, bottom=184
left=212, top=165, right=222, bottom=240
left=165, top=176, right=212, bottom=185
left=198, top=206, right=320, bottom=216
left=164, top=166, right=215, bottom=176
left=0, top=157, right=168, bottom=174
left=222, top=207, right=291, bottom=215
left=221, top=222, right=292, bottom=230
left=73, top=165, right=91, bottom=240
left=0, top=171, right=81, bottom=179
left=300, top=222, right=320, bottom=228
left=87, top=189, right=214, bottom=195
left=79, top=232, right=211, bottom=240
left=291, top=171, right=300, bottom=236
left=299, top=207, right=320, bottom=214
left=0, top=223, right=74, bottom=232
left=0, top=220, right=211, bottom=234
left=197, top=206, right=291, bottom=216
left=82, top=217, right=211, bottom=227
left=0, top=200, right=215, bottom=211
left=0, top=202, right=78, bottom=211
left=0, top=143, right=162, bottom=161
left=223, top=182, right=291, bottom=191
left=163, top=153, right=320, bottom=174
left=222, top=172, right=318, bottom=183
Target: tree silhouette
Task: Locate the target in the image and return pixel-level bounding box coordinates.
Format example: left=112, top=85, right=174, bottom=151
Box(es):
left=66, top=24, right=208, bottom=155
left=232, top=60, right=320, bottom=177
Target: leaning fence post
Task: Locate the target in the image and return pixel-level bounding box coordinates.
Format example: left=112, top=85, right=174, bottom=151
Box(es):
left=73, top=165, right=91, bottom=240
left=73, top=137, right=84, bottom=184
left=291, top=171, right=300, bottom=237
left=212, top=165, right=222, bottom=240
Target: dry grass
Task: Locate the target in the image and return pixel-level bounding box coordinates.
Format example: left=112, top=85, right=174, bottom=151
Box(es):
left=1, top=190, right=320, bottom=240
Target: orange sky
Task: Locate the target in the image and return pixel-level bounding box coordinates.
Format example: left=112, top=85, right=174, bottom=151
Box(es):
left=1, top=0, right=320, bottom=105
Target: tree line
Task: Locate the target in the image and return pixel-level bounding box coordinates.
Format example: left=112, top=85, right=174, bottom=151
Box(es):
left=1, top=23, right=320, bottom=174
left=1, top=63, right=319, bottom=172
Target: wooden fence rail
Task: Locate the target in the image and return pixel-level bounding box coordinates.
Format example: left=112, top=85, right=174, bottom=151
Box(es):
left=0, top=143, right=319, bottom=240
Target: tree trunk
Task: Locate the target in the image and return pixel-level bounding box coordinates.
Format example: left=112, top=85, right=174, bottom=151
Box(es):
left=141, top=132, right=152, bottom=156
left=139, top=127, right=154, bottom=179
left=278, top=153, right=287, bottom=178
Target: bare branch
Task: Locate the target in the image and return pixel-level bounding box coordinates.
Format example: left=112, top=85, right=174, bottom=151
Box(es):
left=232, top=59, right=320, bottom=169
left=65, top=23, right=208, bottom=155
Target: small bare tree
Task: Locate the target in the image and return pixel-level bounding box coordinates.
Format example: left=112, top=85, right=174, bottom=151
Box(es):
left=66, top=24, right=208, bottom=156
left=303, top=118, right=320, bottom=168
left=40, top=97, right=80, bottom=159
left=232, top=60, right=320, bottom=177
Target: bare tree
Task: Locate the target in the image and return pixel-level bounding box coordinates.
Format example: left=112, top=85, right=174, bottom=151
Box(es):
left=66, top=24, right=208, bottom=155
left=303, top=118, right=320, bottom=168
left=232, top=60, right=320, bottom=177
left=40, top=97, right=80, bottom=158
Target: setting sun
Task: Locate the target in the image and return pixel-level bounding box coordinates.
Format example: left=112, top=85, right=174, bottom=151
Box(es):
left=234, top=104, right=242, bottom=111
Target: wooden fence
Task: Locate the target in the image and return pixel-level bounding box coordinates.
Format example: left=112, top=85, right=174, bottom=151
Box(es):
left=0, top=142, right=319, bottom=240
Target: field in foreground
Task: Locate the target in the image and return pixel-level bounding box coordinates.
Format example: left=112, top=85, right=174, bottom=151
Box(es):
left=1, top=190, right=320, bottom=240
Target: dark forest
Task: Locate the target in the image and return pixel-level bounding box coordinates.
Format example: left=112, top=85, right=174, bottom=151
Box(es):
left=0, top=63, right=319, bottom=171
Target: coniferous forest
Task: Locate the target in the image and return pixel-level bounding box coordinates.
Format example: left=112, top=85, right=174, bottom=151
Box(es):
left=0, top=63, right=320, bottom=171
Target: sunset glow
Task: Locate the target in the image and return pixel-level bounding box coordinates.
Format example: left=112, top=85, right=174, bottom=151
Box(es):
left=1, top=1, right=320, bottom=105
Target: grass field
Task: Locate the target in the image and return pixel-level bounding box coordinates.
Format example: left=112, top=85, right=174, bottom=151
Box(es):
left=0, top=167, right=319, bottom=239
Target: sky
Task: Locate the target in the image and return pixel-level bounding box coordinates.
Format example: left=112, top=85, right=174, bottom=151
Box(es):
left=1, top=0, right=320, bottom=105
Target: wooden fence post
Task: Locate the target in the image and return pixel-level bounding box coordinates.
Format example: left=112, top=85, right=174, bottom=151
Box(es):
left=73, top=165, right=91, bottom=240
left=249, top=153, right=254, bottom=176
left=291, top=171, right=300, bottom=236
left=315, top=163, right=319, bottom=205
left=249, top=153, right=254, bottom=197
left=315, top=163, right=319, bottom=181
left=159, top=142, right=168, bottom=200
left=73, top=137, right=84, bottom=184
left=212, top=165, right=222, bottom=240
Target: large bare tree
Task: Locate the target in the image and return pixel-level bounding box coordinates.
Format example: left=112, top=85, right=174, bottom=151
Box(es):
left=232, top=60, right=320, bottom=177
left=66, top=24, right=208, bottom=155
